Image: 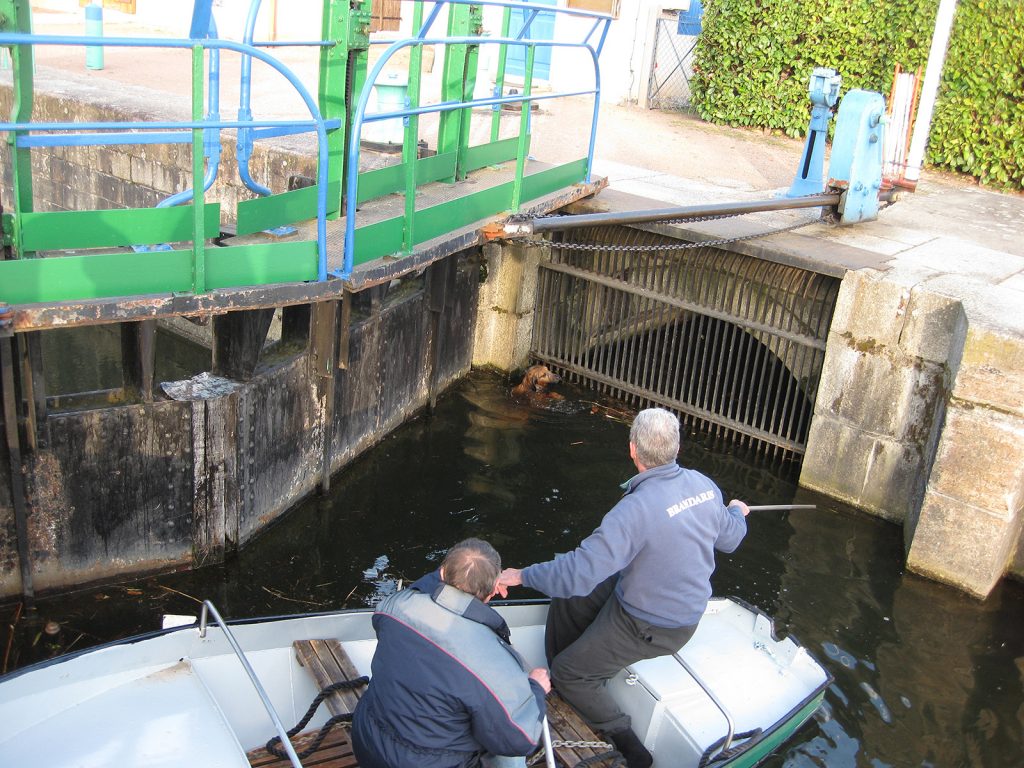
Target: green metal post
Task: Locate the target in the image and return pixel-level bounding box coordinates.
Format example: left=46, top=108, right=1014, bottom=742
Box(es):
left=319, top=0, right=370, bottom=216
left=402, top=1, right=425, bottom=253
left=1, top=0, right=35, bottom=258
left=511, top=44, right=535, bottom=210
left=191, top=44, right=206, bottom=293
left=490, top=7, right=512, bottom=142
left=437, top=3, right=482, bottom=181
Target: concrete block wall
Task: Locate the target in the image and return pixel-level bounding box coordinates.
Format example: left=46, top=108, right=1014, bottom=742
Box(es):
left=803, top=266, right=1024, bottom=595
left=473, top=241, right=541, bottom=371
left=801, top=269, right=965, bottom=524
left=905, top=283, right=1024, bottom=596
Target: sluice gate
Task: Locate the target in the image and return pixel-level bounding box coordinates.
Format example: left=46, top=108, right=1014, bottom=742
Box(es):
left=531, top=226, right=841, bottom=459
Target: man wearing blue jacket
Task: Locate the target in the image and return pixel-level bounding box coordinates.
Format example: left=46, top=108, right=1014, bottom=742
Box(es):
left=498, top=408, right=749, bottom=768
left=352, top=538, right=550, bottom=768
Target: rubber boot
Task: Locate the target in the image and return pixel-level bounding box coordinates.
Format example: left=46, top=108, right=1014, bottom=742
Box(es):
left=607, top=728, right=653, bottom=768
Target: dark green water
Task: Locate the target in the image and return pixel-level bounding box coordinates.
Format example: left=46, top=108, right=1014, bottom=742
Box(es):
left=3, top=369, right=1021, bottom=767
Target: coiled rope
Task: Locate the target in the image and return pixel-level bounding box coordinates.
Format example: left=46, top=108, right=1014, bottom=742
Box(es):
left=265, top=676, right=369, bottom=760
left=697, top=727, right=762, bottom=768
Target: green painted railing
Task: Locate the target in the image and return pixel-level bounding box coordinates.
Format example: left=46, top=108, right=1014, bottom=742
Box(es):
left=0, top=0, right=610, bottom=305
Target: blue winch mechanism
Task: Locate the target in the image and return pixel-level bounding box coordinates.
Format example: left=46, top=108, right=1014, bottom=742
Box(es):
left=790, top=66, right=888, bottom=225
left=503, top=63, right=893, bottom=239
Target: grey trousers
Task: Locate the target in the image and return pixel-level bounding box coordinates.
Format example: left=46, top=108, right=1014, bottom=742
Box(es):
left=546, top=577, right=697, bottom=734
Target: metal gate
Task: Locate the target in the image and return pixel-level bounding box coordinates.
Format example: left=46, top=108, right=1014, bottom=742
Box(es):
left=531, top=227, right=841, bottom=459
left=647, top=18, right=698, bottom=110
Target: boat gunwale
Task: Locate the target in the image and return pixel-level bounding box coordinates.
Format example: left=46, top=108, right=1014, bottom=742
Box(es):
left=0, top=594, right=833, bottom=699
left=662, top=595, right=834, bottom=766
left=0, top=598, right=551, bottom=684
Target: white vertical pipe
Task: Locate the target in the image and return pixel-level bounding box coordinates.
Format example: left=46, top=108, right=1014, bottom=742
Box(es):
left=905, top=0, right=960, bottom=183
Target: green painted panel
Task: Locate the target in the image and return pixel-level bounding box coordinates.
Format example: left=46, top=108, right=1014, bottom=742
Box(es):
left=464, top=137, right=520, bottom=173
left=522, top=158, right=588, bottom=200
left=356, top=152, right=458, bottom=204
left=414, top=182, right=514, bottom=243
left=352, top=217, right=405, bottom=265
left=356, top=164, right=406, bottom=204
left=236, top=183, right=341, bottom=236
left=19, top=205, right=222, bottom=252
left=416, top=151, right=458, bottom=186
left=350, top=158, right=588, bottom=266
left=0, top=250, right=192, bottom=304
left=205, top=241, right=319, bottom=288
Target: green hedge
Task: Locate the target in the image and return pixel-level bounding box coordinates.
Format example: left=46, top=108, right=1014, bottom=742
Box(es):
left=691, top=0, right=1023, bottom=189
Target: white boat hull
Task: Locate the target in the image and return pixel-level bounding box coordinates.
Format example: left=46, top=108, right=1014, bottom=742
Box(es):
left=0, top=598, right=829, bottom=768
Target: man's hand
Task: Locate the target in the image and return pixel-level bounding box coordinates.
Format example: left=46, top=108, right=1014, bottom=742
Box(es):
left=495, top=568, right=523, bottom=598
left=529, top=667, right=551, bottom=693
left=730, top=499, right=750, bottom=517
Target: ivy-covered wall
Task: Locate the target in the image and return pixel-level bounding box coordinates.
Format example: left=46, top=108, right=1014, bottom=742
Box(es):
left=691, top=0, right=1023, bottom=189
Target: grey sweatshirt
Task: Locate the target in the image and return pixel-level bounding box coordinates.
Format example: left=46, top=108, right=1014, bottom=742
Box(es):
left=521, top=462, right=747, bottom=627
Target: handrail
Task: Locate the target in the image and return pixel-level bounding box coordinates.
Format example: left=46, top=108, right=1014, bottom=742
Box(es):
left=0, top=32, right=333, bottom=282
left=341, top=0, right=610, bottom=279
left=199, top=600, right=304, bottom=768
left=541, top=715, right=557, bottom=768
left=159, top=14, right=221, bottom=210
left=672, top=651, right=736, bottom=754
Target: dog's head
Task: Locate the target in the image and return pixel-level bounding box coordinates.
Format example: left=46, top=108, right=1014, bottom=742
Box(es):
left=522, top=364, right=561, bottom=392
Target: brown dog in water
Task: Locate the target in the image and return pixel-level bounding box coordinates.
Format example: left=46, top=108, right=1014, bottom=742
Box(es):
left=512, top=364, right=564, bottom=401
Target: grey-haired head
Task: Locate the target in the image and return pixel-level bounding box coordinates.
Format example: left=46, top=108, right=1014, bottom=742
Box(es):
left=629, top=407, right=680, bottom=469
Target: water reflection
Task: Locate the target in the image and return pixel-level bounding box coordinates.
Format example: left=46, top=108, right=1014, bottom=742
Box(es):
left=2, top=369, right=1021, bottom=768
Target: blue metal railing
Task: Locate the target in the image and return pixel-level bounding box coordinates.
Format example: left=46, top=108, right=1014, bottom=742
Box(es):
left=340, top=0, right=611, bottom=279
left=0, top=0, right=610, bottom=291
left=0, top=32, right=335, bottom=282
left=159, top=16, right=222, bottom=211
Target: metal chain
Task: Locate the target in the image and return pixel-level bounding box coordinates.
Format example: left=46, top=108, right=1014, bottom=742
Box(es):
left=553, top=739, right=615, bottom=749
left=524, top=217, right=820, bottom=253
left=528, top=739, right=618, bottom=765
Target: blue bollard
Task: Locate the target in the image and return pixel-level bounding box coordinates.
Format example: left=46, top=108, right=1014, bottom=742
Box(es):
left=85, top=2, right=104, bottom=71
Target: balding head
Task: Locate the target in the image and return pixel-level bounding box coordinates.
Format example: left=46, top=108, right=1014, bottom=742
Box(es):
left=440, top=538, right=502, bottom=601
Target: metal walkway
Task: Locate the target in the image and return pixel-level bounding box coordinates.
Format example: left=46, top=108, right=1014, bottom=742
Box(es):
left=0, top=0, right=612, bottom=331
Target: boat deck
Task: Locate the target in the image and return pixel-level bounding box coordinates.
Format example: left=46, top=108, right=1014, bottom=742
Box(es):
left=245, top=639, right=622, bottom=768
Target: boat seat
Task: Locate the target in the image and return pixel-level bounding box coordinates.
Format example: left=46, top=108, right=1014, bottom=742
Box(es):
left=245, top=640, right=365, bottom=768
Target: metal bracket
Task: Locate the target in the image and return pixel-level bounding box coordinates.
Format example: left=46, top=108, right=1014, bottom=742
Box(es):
left=786, top=67, right=841, bottom=198
left=828, top=89, right=886, bottom=224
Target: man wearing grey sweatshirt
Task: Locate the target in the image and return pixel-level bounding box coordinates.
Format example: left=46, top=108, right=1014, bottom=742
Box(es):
left=497, top=407, right=749, bottom=768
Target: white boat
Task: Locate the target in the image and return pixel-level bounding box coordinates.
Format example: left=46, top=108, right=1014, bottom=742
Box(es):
left=0, top=597, right=829, bottom=768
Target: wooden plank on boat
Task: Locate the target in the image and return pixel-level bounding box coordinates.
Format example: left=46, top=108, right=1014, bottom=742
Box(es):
left=247, top=640, right=368, bottom=767
left=545, top=693, right=620, bottom=767
left=293, top=639, right=366, bottom=716
left=247, top=725, right=356, bottom=768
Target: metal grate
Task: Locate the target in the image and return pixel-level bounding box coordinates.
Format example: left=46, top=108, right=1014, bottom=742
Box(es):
left=647, top=18, right=698, bottom=111
left=532, top=227, right=841, bottom=460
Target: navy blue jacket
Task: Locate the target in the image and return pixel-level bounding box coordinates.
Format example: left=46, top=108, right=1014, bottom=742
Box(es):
left=351, top=572, right=546, bottom=768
